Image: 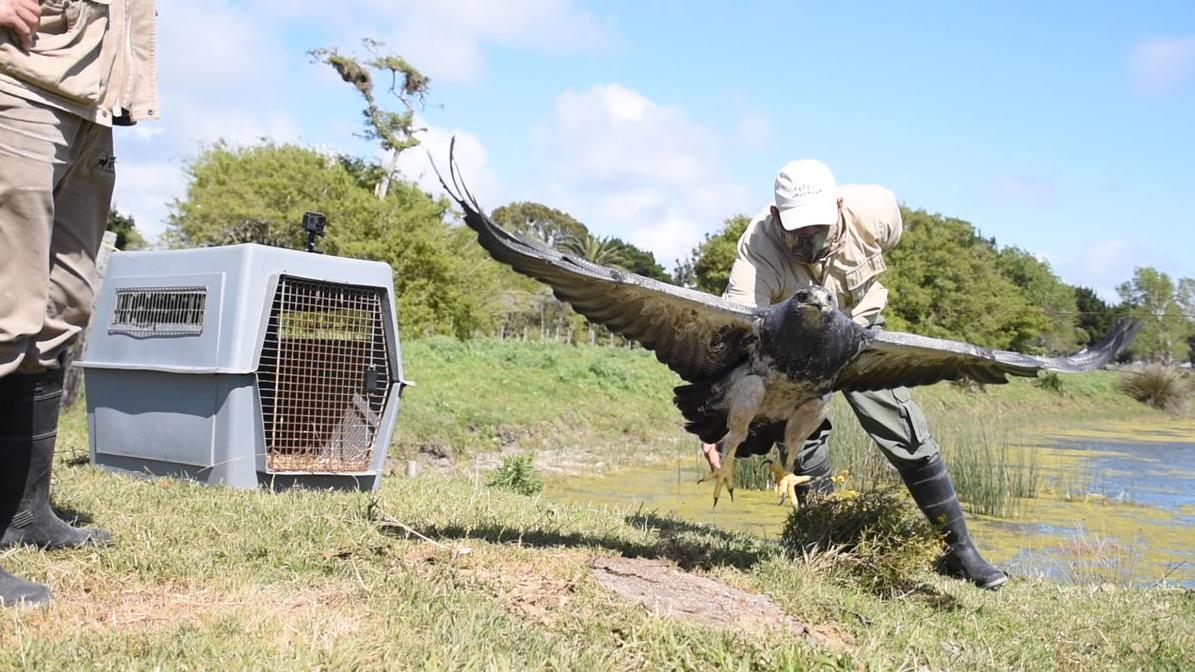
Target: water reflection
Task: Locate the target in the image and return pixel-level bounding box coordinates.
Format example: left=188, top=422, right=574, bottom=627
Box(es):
left=548, top=431, right=1195, bottom=588
left=1045, top=438, right=1195, bottom=510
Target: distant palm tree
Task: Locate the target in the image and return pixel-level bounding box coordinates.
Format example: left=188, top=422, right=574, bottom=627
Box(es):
left=559, top=233, right=630, bottom=270
left=558, top=233, right=632, bottom=345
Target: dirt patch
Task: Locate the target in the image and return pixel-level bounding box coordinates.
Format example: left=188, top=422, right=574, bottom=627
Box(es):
left=590, top=557, right=851, bottom=650
left=405, top=545, right=587, bottom=627
left=3, top=579, right=362, bottom=649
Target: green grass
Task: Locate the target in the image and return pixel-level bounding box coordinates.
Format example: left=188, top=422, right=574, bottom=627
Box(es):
left=4, top=439, right=1191, bottom=670
left=394, top=337, right=685, bottom=462
left=4, top=339, right=1189, bottom=670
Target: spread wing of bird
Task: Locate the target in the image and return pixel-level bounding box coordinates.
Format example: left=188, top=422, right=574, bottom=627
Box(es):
left=834, top=319, right=1141, bottom=392
left=436, top=144, right=760, bottom=383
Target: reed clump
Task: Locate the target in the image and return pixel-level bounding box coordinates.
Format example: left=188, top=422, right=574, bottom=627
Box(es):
left=779, top=487, right=941, bottom=595
left=1119, top=364, right=1191, bottom=415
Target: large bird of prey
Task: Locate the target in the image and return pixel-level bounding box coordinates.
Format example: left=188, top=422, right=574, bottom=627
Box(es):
left=437, top=149, right=1140, bottom=506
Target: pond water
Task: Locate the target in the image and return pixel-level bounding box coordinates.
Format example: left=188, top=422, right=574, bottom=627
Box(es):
left=546, top=421, right=1195, bottom=588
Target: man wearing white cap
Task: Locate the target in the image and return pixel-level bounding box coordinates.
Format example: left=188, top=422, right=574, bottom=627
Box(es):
left=701, top=159, right=1008, bottom=590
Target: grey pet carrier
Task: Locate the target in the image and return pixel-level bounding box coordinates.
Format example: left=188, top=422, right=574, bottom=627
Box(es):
left=77, top=244, right=409, bottom=491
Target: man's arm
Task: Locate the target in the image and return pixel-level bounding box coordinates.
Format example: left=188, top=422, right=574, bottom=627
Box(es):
left=876, top=188, right=903, bottom=253
left=722, top=219, right=781, bottom=308
left=0, top=0, right=39, bottom=50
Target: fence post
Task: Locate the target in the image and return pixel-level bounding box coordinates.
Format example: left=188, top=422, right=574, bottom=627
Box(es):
left=61, top=230, right=118, bottom=408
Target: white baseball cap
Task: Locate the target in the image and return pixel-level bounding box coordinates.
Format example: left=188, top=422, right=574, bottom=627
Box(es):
left=773, top=159, right=839, bottom=231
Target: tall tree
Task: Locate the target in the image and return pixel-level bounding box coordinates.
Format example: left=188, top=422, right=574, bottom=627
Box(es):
left=994, top=246, right=1081, bottom=353
left=310, top=39, right=430, bottom=199
left=489, top=201, right=671, bottom=283
left=675, top=214, right=750, bottom=295
left=883, top=209, right=1044, bottom=349
left=1073, top=286, right=1118, bottom=346
left=607, top=238, right=671, bottom=283
left=490, top=201, right=588, bottom=249
left=165, top=142, right=509, bottom=338
left=1116, top=267, right=1193, bottom=364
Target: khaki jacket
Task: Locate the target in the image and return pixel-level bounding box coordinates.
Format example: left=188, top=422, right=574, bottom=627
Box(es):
left=724, top=184, right=903, bottom=326
left=0, top=0, right=158, bottom=126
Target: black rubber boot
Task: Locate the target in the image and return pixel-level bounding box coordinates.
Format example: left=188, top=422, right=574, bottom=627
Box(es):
left=1, top=368, right=110, bottom=550
left=892, top=454, right=1008, bottom=590
left=0, top=374, right=51, bottom=607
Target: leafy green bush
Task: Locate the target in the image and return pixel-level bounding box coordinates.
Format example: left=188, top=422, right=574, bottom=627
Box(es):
left=779, top=488, right=940, bottom=595
left=486, top=454, right=544, bottom=496
left=1119, top=364, right=1190, bottom=414
left=1036, top=371, right=1064, bottom=393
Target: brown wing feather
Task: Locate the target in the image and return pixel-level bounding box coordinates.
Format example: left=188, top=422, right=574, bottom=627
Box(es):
left=438, top=147, right=760, bottom=383
left=835, top=320, right=1141, bottom=392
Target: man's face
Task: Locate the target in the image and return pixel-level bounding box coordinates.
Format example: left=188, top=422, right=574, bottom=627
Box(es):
left=771, top=206, right=833, bottom=262
left=782, top=225, right=831, bottom=262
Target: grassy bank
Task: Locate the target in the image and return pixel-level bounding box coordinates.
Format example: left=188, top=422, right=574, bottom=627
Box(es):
left=396, top=337, right=1169, bottom=466
left=396, top=338, right=1178, bottom=515
left=3, top=338, right=1191, bottom=670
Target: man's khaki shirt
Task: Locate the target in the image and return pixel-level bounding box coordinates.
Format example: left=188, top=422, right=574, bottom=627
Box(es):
left=724, top=184, right=903, bottom=326
left=0, top=0, right=158, bottom=126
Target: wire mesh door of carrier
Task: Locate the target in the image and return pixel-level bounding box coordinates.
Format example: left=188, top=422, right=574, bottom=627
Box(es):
left=257, top=276, right=392, bottom=472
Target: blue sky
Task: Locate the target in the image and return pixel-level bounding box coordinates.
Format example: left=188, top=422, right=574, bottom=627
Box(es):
left=119, top=1, right=1195, bottom=300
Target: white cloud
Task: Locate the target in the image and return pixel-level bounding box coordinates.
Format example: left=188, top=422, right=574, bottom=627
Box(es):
left=1052, top=239, right=1152, bottom=301
left=111, top=160, right=187, bottom=241
left=156, top=2, right=290, bottom=99
left=111, top=0, right=611, bottom=243
left=361, top=0, right=611, bottom=82
left=542, top=84, right=718, bottom=188
left=1128, top=35, right=1195, bottom=96
left=629, top=212, right=702, bottom=268
left=532, top=83, right=757, bottom=267
left=392, top=121, right=502, bottom=207
left=111, top=1, right=304, bottom=241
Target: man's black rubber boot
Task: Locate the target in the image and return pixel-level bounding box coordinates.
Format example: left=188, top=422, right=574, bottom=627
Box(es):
left=0, top=567, right=51, bottom=608
left=0, top=374, right=51, bottom=607
left=892, top=454, right=1008, bottom=590
left=1, top=368, right=110, bottom=550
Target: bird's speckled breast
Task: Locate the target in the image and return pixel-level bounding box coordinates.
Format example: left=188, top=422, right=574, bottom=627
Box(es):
left=746, top=353, right=831, bottom=420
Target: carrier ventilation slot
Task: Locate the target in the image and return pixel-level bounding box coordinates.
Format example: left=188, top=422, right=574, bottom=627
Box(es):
left=109, top=286, right=207, bottom=336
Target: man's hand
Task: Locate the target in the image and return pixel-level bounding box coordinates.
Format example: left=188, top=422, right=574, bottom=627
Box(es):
left=0, top=0, right=40, bottom=50
left=701, top=442, right=720, bottom=471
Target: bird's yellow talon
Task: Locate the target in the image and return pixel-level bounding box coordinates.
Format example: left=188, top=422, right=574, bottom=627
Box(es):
left=766, top=461, right=812, bottom=511
left=699, top=462, right=737, bottom=507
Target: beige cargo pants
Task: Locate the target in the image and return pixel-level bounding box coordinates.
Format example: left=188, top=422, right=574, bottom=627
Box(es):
left=789, top=386, right=941, bottom=475
left=0, top=89, right=114, bottom=377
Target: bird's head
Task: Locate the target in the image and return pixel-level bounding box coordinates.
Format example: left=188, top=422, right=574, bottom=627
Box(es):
left=790, top=286, right=835, bottom=321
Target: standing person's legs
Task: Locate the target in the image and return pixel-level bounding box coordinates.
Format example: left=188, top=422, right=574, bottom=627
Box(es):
left=0, top=89, right=113, bottom=556
left=844, top=387, right=1007, bottom=589
left=0, top=88, right=64, bottom=605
